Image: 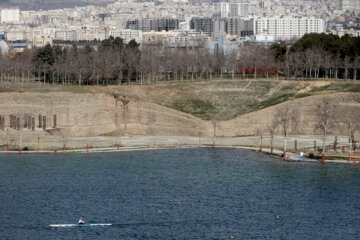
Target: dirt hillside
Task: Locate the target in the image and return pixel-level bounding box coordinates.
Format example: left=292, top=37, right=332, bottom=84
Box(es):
left=0, top=89, right=359, bottom=138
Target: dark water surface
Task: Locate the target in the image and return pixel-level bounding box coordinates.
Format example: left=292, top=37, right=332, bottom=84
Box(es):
left=0, top=148, right=360, bottom=239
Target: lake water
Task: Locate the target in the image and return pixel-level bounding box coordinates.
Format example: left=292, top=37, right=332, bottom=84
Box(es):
left=0, top=148, right=360, bottom=239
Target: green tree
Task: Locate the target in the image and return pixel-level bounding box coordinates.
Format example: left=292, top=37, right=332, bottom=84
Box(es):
left=31, top=44, right=55, bottom=83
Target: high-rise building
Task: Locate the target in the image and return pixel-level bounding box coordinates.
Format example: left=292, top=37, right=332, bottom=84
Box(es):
left=213, top=2, right=256, bottom=18
left=342, top=0, right=360, bottom=11
left=213, top=3, right=230, bottom=18
left=126, top=18, right=179, bottom=32
left=214, top=18, right=227, bottom=35
left=227, top=18, right=254, bottom=37
left=254, top=17, right=325, bottom=40
left=190, top=17, right=214, bottom=35
left=230, top=3, right=257, bottom=17
left=190, top=17, right=254, bottom=37
left=0, top=7, right=20, bottom=23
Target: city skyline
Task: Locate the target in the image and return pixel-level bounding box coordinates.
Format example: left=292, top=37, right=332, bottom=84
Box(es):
left=0, top=0, right=358, bottom=50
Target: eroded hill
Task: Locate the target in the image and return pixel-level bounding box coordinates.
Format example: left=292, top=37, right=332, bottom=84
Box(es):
left=0, top=79, right=359, bottom=138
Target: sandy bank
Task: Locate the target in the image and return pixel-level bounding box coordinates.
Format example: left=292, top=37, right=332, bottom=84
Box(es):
left=0, top=135, right=356, bottom=164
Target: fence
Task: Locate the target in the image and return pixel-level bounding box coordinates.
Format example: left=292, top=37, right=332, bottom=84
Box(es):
left=0, top=134, right=355, bottom=156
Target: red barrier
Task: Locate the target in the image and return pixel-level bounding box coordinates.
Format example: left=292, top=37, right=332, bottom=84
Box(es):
left=354, top=150, right=357, bottom=163
left=321, top=154, right=325, bottom=164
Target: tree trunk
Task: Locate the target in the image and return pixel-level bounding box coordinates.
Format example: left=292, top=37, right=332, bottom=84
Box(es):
left=353, top=63, right=357, bottom=81
left=349, top=129, right=352, bottom=160
left=345, top=56, right=350, bottom=81
left=322, top=125, right=327, bottom=155
left=284, top=130, right=287, bottom=158
left=243, top=64, right=246, bottom=79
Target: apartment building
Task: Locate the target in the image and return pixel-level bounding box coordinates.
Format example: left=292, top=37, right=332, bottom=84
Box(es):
left=213, top=2, right=230, bottom=18
left=213, top=2, right=256, bottom=18
left=54, top=30, right=78, bottom=41
left=190, top=17, right=254, bottom=37
left=190, top=17, right=214, bottom=35
left=227, top=18, right=254, bottom=37
left=33, top=34, right=53, bottom=47
left=230, top=3, right=257, bottom=17
left=142, top=30, right=211, bottom=46
left=6, top=30, right=24, bottom=41
left=342, top=0, right=360, bottom=11
left=0, top=8, right=20, bottom=23
left=125, top=18, right=179, bottom=32
left=254, top=17, right=325, bottom=40
left=109, top=29, right=143, bottom=43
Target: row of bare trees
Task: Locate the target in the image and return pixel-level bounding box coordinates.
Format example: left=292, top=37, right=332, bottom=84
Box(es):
left=0, top=33, right=359, bottom=85
left=267, top=99, right=360, bottom=163
left=281, top=48, right=360, bottom=80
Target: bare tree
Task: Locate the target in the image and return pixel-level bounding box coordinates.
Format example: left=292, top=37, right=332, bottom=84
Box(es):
left=344, top=55, right=351, bottom=81
left=120, top=96, right=130, bottom=133
left=352, top=55, right=360, bottom=81
left=76, top=48, right=90, bottom=85
left=313, top=48, right=323, bottom=79
left=274, top=105, right=298, bottom=159
left=248, top=43, right=262, bottom=79
left=226, top=49, right=238, bottom=79
left=333, top=52, right=341, bottom=80
left=263, top=46, right=274, bottom=79
left=322, top=51, right=332, bottom=79
left=238, top=49, right=250, bottom=79
left=268, top=118, right=278, bottom=154
left=315, top=98, right=335, bottom=163
left=284, top=52, right=291, bottom=80
left=344, top=108, right=360, bottom=160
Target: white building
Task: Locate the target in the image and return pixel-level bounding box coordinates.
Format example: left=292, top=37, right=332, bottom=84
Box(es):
left=109, top=29, right=143, bottom=43
left=213, top=2, right=256, bottom=18
left=342, top=0, right=360, bottom=11
left=0, top=8, right=20, bottom=23
left=5, top=30, right=24, bottom=41
left=254, top=17, right=325, bottom=40
left=230, top=3, right=257, bottom=17
left=54, top=30, right=78, bottom=41
left=213, top=2, right=230, bottom=18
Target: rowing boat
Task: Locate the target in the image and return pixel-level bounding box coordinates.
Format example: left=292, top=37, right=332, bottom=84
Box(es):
left=50, top=223, right=112, bottom=227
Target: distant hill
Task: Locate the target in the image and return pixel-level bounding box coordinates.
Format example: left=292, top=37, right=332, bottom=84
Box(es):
left=0, top=0, right=116, bottom=10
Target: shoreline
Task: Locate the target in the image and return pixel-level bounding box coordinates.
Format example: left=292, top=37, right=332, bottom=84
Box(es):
left=0, top=142, right=357, bottom=165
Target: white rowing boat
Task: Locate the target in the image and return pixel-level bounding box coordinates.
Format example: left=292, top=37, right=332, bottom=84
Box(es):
left=50, top=223, right=112, bottom=227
